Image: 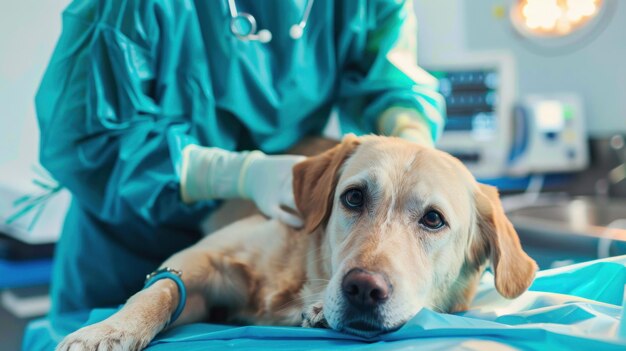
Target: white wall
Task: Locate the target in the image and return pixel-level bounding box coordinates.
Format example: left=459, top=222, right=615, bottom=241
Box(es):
left=414, top=0, right=468, bottom=63
left=0, top=1, right=71, bottom=243
left=0, top=0, right=70, bottom=188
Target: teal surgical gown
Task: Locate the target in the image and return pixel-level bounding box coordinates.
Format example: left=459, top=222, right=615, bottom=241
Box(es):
left=35, top=0, right=445, bottom=322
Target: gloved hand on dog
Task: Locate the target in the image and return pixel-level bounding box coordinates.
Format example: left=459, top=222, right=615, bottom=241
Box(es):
left=379, top=107, right=435, bottom=147
left=180, top=145, right=305, bottom=228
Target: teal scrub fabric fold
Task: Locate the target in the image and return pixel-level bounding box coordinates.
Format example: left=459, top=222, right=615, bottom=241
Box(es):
left=24, top=256, right=626, bottom=350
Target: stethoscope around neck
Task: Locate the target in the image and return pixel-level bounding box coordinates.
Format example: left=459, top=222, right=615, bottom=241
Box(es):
left=227, top=0, right=315, bottom=43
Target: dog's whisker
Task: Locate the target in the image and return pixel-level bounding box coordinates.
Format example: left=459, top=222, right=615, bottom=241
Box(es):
left=272, top=291, right=325, bottom=314
left=307, top=254, right=330, bottom=266
left=306, top=241, right=328, bottom=257
left=300, top=279, right=330, bottom=282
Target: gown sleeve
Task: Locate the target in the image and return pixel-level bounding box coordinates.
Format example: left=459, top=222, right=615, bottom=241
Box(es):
left=36, top=0, right=217, bottom=230
left=335, top=0, right=446, bottom=142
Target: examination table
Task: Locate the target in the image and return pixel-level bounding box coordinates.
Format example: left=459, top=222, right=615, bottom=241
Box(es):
left=23, top=256, right=626, bottom=350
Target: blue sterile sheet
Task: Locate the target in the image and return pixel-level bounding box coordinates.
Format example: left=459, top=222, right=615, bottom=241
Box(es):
left=0, top=258, right=52, bottom=288
left=23, top=256, right=626, bottom=350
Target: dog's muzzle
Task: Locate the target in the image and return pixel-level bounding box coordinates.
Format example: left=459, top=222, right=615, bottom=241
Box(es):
left=339, top=268, right=393, bottom=336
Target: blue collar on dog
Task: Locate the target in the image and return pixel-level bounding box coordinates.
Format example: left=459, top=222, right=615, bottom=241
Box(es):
left=144, top=267, right=187, bottom=326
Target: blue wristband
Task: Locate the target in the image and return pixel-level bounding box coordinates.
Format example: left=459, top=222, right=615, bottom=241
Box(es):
left=144, top=268, right=187, bottom=326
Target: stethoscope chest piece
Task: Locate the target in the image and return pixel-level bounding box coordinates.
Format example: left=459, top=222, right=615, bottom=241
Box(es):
left=230, top=12, right=272, bottom=43
left=230, top=13, right=256, bottom=38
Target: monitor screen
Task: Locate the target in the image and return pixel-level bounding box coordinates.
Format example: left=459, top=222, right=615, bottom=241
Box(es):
left=430, top=69, right=500, bottom=140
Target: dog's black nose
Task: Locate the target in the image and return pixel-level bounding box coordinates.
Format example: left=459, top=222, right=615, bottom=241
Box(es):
left=341, top=269, right=390, bottom=308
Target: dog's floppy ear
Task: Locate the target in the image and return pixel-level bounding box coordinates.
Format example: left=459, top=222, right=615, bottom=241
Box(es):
left=293, top=134, right=360, bottom=233
left=475, top=183, right=538, bottom=299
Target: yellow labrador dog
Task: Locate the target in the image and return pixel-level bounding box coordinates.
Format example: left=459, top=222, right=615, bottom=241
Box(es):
left=57, top=135, right=537, bottom=350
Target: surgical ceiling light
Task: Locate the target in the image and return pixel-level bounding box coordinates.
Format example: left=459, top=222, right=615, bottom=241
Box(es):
left=508, top=0, right=616, bottom=55
left=511, top=0, right=602, bottom=37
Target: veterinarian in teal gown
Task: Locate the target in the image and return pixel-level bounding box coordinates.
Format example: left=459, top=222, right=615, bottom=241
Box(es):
left=35, top=0, right=445, bottom=325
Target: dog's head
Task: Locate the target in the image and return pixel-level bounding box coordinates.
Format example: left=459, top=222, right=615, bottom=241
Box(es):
left=293, top=134, right=537, bottom=337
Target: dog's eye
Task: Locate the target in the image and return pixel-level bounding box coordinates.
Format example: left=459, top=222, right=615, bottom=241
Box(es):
left=420, top=210, right=445, bottom=230
left=341, top=188, right=364, bottom=209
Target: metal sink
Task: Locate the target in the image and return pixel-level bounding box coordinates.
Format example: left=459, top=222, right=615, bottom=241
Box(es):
left=507, top=196, right=626, bottom=268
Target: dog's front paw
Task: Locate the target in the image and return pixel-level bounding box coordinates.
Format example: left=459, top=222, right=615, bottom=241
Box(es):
left=56, top=322, right=151, bottom=351
left=301, top=302, right=329, bottom=329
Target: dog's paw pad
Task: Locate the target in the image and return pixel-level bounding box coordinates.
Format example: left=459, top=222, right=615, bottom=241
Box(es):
left=56, top=322, right=148, bottom=351
left=301, top=302, right=329, bottom=329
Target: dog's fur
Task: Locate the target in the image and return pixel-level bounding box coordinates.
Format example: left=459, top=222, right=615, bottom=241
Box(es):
left=57, top=135, right=537, bottom=350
